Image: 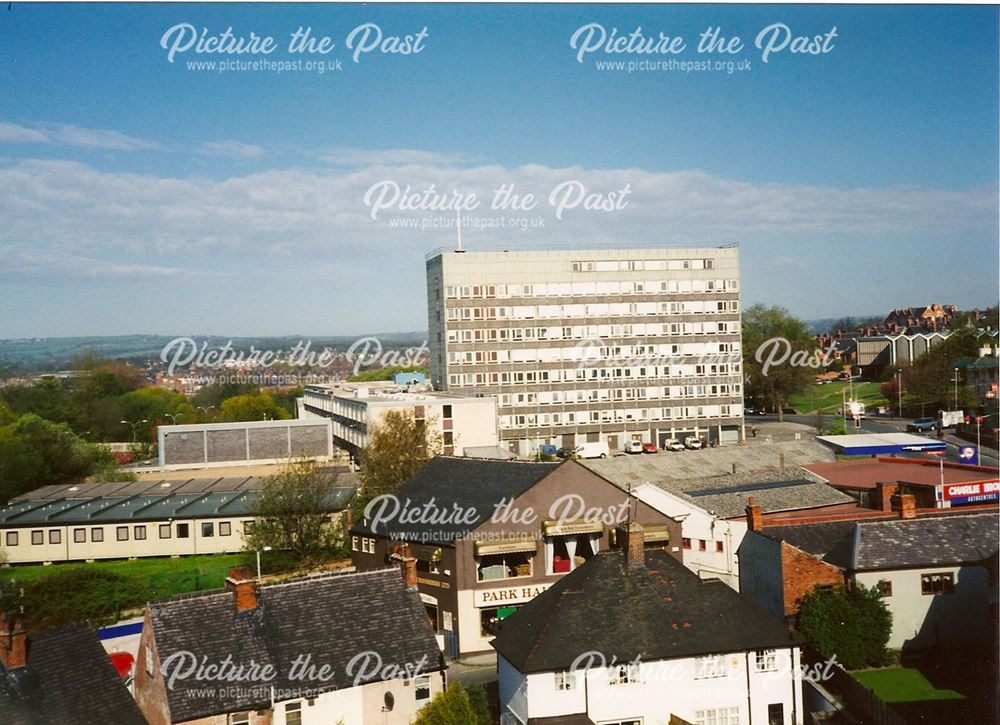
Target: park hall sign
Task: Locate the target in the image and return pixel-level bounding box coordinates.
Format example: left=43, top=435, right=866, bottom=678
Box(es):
left=473, top=583, right=552, bottom=608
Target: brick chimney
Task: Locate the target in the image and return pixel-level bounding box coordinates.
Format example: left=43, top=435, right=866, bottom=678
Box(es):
left=745, top=497, right=763, bottom=532
left=225, top=566, right=257, bottom=612
left=624, top=523, right=645, bottom=569
left=891, top=493, right=917, bottom=520
left=0, top=613, right=27, bottom=670
left=875, top=482, right=898, bottom=512
left=392, top=543, right=417, bottom=589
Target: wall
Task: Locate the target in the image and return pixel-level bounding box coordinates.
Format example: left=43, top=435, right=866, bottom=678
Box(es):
left=780, top=542, right=845, bottom=619
left=737, top=531, right=787, bottom=622
left=159, top=420, right=332, bottom=469
left=854, top=564, right=991, bottom=650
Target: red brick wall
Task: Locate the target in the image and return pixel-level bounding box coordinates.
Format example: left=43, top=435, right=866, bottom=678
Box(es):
left=780, top=542, right=845, bottom=618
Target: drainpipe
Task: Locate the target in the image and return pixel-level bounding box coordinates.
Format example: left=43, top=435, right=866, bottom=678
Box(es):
left=745, top=651, right=753, bottom=725
left=790, top=647, right=798, bottom=725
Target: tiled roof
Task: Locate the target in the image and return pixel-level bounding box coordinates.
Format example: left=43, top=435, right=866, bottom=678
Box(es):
left=491, top=550, right=798, bottom=674
left=0, top=622, right=147, bottom=724
left=681, top=478, right=854, bottom=518
left=352, top=457, right=556, bottom=542
left=762, top=520, right=857, bottom=560
left=0, top=475, right=356, bottom=526
left=149, top=568, right=444, bottom=722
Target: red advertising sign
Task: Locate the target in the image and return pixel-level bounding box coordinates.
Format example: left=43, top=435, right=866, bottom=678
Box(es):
left=942, top=480, right=1000, bottom=503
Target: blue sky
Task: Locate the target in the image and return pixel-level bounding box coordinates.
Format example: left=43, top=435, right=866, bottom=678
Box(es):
left=0, top=3, right=996, bottom=337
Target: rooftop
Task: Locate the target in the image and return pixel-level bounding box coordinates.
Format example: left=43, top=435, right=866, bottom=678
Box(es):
left=0, top=622, right=147, bottom=724
left=491, top=549, right=797, bottom=674
left=149, top=568, right=443, bottom=722
left=805, top=458, right=998, bottom=491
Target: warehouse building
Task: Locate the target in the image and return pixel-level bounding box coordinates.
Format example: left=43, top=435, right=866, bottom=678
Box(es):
left=157, top=419, right=333, bottom=470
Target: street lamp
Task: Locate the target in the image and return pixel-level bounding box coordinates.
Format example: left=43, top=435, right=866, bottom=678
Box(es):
left=120, top=419, right=148, bottom=443
left=196, top=405, right=215, bottom=417
left=163, top=413, right=183, bottom=425
left=256, top=546, right=273, bottom=581
left=953, top=367, right=960, bottom=409
left=896, top=369, right=903, bottom=419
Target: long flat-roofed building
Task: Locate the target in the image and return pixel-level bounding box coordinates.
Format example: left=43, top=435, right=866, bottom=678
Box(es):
left=426, top=246, right=744, bottom=456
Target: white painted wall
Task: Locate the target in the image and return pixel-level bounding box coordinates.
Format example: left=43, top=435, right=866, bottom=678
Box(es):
left=499, top=647, right=803, bottom=725
left=855, top=565, right=990, bottom=650
left=634, top=483, right=747, bottom=590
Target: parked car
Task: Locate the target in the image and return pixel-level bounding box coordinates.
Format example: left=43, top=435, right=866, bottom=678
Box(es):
left=663, top=438, right=685, bottom=452
left=642, top=442, right=658, bottom=454
left=744, top=406, right=759, bottom=415
left=684, top=437, right=703, bottom=450
left=555, top=446, right=576, bottom=459
left=574, top=441, right=609, bottom=459
left=625, top=440, right=644, bottom=454
left=906, top=417, right=938, bottom=432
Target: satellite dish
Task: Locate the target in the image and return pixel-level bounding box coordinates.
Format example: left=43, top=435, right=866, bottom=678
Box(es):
left=383, top=692, right=395, bottom=712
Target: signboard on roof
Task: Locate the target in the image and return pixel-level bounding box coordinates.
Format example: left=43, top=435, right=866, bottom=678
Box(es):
left=942, top=480, right=1000, bottom=505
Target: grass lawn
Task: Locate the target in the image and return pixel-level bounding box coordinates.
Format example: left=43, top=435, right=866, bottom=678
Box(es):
left=852, top=667, right=965, bottom=703
left=788, top=381, right=889, bottom=414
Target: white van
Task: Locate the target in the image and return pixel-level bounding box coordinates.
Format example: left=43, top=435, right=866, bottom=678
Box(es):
left=625, top=440, right=643, bottom=454
left=575, top=441, right=610, bottom=459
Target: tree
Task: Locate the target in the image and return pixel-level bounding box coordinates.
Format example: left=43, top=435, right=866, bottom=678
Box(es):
left=244, top=459, right=345, bottom=564
left=797, top=583, right=892, bottom=669
left=902, top=330, right=981, bottom=413
left=0, top=414, right=112, bottom=502
left=357, top=410, right=442, bottom=510
left=742, top=305, right=816, bottom=422
left=412, top=683, right=488, bottom=725
left=218, top=391, right=291, bottom=422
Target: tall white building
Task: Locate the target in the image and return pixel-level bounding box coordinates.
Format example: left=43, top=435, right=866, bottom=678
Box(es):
left=426, top=247, right=744, bottom=456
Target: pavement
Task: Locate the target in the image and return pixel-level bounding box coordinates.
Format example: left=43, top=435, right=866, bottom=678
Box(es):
left=447, top=651, right=498, bottom=687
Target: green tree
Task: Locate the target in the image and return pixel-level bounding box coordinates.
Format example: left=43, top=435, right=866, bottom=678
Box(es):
left=218, top=391, right=291, bottom=422
left=0, top=378, right=74, bottom=425
left=797, top=583, right=893, bottom=669
left=742, top=304, right=816, bottom=422
left=0, top=414, right=112, bottom=502
left=348, top=365, right=429, bottom=383
left=244, top=459, right=346, bottom=564
left=191, top=381, right=260, bottom=411
left=412, top=683, right=485, bottom=725
left=903, top=330, right=981, bottom=413
left=356, top=410, right=442, bottom=518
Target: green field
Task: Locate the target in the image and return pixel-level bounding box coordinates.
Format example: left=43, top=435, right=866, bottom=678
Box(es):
left=852, top=667, right=966, bottom=703
left=788, top=381, right=889, bottom=414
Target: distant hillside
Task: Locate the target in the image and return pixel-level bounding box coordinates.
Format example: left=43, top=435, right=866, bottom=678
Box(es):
left=0, top=332, right=428, bottom=371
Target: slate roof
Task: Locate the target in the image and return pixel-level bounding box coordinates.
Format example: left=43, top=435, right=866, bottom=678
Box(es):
left=352, top=457, right=557, bottom=542
left=491, top=549, right=798, bottom=674
left=0, top=621, right=147, bottom=725
left=0, top=475, right=356, bottom=526
left=149, top=568, right=444, bottom=722
left=681, top=478, right=854, bottom=518
left=763, top=511, right=1000, bottom=571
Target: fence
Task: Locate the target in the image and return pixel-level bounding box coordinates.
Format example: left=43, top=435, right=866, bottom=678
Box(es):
left=826, top=664, right=909, bottom=725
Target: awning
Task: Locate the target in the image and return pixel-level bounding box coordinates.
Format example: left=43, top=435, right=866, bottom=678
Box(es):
left=474, top=538, right=538, bottom=556
left=542, top=519, right=604, bottom=536
left=412, top=545, right=443, bottom=562
left=642, top=523, right=671, bottom=543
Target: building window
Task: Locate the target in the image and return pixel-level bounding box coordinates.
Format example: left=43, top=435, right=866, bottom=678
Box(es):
left=716, top=541, right=724, bottom=553
left=442, top=405, right=453, bottom=419
left=921, top=572, right=954, bottom=595
left=694, top=654, right=726, bottom=679
left=285, top=702, right=302, bottom=725
left=4, top=532, right=16, bottom=547
left=767, top=703, right=784, bottom=725
left=477, top=552, right=532, bottom=581
left=176, top=523, right=190, bottom=539
left=48, top=530, right=60, bottom=545
left=202, top=522, right=214, bottom=537
left=117, top=526, right=129, bottom=541
left=554, top=670, right=576, bottom=691
left=134, top=525, right=147, bottom=540
left=219, top=522, right=231, bottom=536
left=414, top=674, right=431, bottom=700
left=699, top=539, right=707, bottom=551
left=74, top=528, right=86, bottom=543
left=682, top=538, right=691, bottom=549
left=91, top=528, right=104, bottom=543
left=481, top=606, right=519, bottom=636
left=443, top=431, right=454, bottom=446
left=31, top=530, right=43, bottom=545
left=877, top=580, right=892, bottom=597
left=695, top=707, right=740, bottom=725
left=351, top=535, right=359, bottom=551
left=230, top=713, right=250, bottom=725
left=609, top=662, right=640, bottom=685
left=159, top=524, right=172, bottom=539
left=755, top=649, right=777, bottom=672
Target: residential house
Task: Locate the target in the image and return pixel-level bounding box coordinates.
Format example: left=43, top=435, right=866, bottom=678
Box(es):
left=0, top=618, right=147, bottom=724
left=350, top=456, right=682, bottom=657
left=492, top=528, right=804, bottom=725
left=134, top=566, right=445, bottom=725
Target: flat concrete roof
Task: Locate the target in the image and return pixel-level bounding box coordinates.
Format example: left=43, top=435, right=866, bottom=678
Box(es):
left=816, top=433, right=947, bottom=456
left=805, top=458, right=999, bottom=491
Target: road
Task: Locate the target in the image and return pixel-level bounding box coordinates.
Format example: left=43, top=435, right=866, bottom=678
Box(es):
left=753, top=414, right=999, bottom=468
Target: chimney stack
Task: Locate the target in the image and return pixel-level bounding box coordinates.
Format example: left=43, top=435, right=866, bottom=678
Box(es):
left=392, top=543, right=418, bottom=589
left=875, top=482, right=898, bottom=512
left=624, top=523, right=645, bottom=569
left=225, top=566, right=257, bottom=612
left=891, top=493, right=917, bottom=520
left=745, top=497, right=763, bottom=532
left=0, top=613, right=27, bottom=670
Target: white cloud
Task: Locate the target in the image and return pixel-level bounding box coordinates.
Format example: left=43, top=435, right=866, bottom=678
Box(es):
left=315, top=147, right=478, bottom=167
left=200, top=140, right=265, bottom=159
left=770, top=255, right=807, bottom=270
left=0, top=120, right=156, bottom=151
left=0, top=243, right=213, bottom=280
